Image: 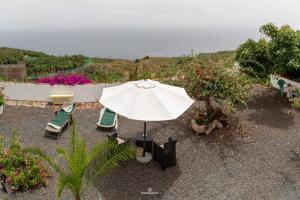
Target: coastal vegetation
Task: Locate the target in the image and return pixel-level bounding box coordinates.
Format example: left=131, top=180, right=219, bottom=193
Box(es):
left=26, top=55, right=87, bottom=76
left=0, top=47, right=87, bottom=77
left=82, top=51, right=235, bottom=83
left=0, top=47, right=235, bottom=83
left=0, top=47, right=46, bottom=65
left=235, top=23, right=300, bottom=81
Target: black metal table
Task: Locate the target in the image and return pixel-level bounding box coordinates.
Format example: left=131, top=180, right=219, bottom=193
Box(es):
left=135, top=133, right=153, bottom=153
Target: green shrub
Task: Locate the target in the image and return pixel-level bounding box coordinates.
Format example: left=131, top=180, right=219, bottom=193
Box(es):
left=0, top=131, right=51, bottom=192
left=0, top=47, right=46, bottom=65
left=235, top=39, right=273, bottom=80
left=26, top=55, right=87, bottom=75
left=260, top=23, right=300, bottom=76
left=236, top=23, right=300, bottom=79
left=82, top=65, right=124, bottom=83
left=170, top=58, right=251, bottom=108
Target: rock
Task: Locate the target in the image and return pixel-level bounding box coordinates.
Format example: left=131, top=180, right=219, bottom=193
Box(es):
left=210, top=97, right=229, bottom=115
left=191, top=119, right=206, bottom=134
left=205, top=120, right=223, bottom=135
left=191, top=100, right=207, bottom=112
left=191, top=119, right=223, bottom=136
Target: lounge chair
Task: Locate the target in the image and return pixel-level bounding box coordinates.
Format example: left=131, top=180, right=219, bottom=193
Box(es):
left=45, top=102, right=75, bottom=139
left=154, top=136, right=177, bottom=170
left=97, top=107, right=118, bottom=130
left=278, top=79, right=286, bottom=97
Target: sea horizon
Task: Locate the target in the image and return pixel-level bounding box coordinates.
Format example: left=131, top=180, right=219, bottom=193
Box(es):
left=0, top=26, right=260, bottom=59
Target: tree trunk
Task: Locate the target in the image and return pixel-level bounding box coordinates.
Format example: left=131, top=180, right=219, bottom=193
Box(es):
left=74, top=193, right=81, bottom=200
left=205, top=94, right=212, bottom=112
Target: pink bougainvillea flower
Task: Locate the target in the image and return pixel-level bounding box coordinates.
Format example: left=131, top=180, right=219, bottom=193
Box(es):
left=36, top=73, right=92, bottom=86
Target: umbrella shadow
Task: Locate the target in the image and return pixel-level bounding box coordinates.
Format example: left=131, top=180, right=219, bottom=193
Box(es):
left=93, top=116, right=185, bottom=200
left=94, top=160, right=181, bottom=200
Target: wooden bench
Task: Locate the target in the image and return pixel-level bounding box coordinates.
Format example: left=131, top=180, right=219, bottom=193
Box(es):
left=49, top=94, right=74, bottom=105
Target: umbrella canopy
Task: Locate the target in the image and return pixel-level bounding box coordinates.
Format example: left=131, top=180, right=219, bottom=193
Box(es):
left=99, top=79, right=194, bottom=121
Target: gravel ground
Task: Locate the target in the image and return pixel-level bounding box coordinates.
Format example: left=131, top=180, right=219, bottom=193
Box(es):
left=1, top=85, right=300, bottom=199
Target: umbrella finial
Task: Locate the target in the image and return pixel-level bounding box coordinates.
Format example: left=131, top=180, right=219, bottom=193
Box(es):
left=135, top=80, right=156, bottom=89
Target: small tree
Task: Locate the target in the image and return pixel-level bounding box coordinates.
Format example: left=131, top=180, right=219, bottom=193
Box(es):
left=169, top=57, right=250, bottom=128
left=236, top=23, right=300, bottom=79
left=24, top=121, right=135, bottom=200
left=260, top=23, right=300, bottom=76
left=235, top=38, right=273, bottom=80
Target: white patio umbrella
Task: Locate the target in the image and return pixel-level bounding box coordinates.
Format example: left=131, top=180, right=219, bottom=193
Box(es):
left=99, top=79, right=194, bottom=158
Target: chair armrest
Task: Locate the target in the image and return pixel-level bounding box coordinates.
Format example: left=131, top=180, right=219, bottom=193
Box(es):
left=154, top=143, right=165, bottom=154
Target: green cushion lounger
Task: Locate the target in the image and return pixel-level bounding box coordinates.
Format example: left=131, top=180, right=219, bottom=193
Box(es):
left=97, top=107, right=118, bottom=130
left=45, top=102, right=75, bottom=139
left=278, top=79, right=286, bottom=97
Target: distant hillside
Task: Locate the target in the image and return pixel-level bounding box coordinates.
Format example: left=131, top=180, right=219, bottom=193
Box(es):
left=82, top=51, right=235, bottom=83
left=0, top=47, right=235, bottom=82
left=0, top=47, right=88, bottom=77
left=0, top=47, right=47, bottom=64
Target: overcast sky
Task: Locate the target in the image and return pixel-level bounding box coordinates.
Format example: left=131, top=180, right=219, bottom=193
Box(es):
left=1, top=0, right=300, bottom=30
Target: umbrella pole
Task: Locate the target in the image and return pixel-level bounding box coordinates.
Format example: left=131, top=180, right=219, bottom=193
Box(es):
left=143, top=121, right=147, bottom=157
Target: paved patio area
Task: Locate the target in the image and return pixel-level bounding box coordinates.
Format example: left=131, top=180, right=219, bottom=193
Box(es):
left=1, top=85, right=300, bottom=200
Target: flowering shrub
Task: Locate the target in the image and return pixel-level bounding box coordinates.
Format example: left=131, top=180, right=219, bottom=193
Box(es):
left=0, top=131, right=51, bottom=192
left=36, top=73, right=92, bottom=86
left=171, top=58, right=251, bottom=106
left=168, top=57, right=251, bottom=126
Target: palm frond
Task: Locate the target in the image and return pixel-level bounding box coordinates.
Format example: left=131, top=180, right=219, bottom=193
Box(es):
left=89, top=143, right=135, bottom=181
left=69, top=135, right=89, bottom=177
left=56, top=173, right=83, bottom=200
left=70, top=118, right=77, bottom=154
left=86, top=139, right=117, bottom=166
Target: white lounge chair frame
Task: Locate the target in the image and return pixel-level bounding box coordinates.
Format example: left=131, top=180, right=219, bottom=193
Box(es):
left=45, top=102, right=75, bottom=139
left=96, top=107, right=118, bottom=130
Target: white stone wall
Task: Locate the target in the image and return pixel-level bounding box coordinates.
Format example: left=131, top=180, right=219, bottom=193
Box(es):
left=0, top=82, right=118, bottom=103
left=270, top=74, right=300, bottom=89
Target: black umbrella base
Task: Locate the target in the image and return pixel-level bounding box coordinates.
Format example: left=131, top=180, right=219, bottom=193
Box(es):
left=135, top=134, right=153, bottom=153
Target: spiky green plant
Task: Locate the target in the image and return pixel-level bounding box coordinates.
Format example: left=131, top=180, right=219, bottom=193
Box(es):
left=24, top=120, right=135, bottom=200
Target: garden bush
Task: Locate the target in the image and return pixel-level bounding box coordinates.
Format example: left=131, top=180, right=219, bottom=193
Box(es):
left=82, top=65, right=124, bottom=83
left=236, top=23, right=300, bottom=80
left=0, top=131, right=50, bottom=192
left=170, top=57, right=251, bottom=110
left=169, top=57, right=251, bottom=128
left=235, top=39, right=273, bottom=80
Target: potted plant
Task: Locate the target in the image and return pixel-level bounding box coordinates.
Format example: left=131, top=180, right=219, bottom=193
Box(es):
left=191, top=97, right=225, bottom=135
left=0, top=94, right=4, bottom=115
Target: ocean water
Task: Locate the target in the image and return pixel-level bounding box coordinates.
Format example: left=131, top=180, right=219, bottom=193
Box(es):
left=0, top=27, right=260, bottom=59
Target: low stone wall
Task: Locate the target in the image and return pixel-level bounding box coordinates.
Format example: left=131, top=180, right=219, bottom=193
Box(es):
left=0, top=82, right=118, bottom=103
left=270, top=74, right=300, bottom=89
left=0, top=64, right=27, bottom=79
